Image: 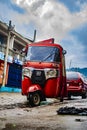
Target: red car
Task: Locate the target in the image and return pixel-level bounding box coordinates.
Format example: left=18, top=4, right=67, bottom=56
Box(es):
left=66, top=71, right=87, bottom=99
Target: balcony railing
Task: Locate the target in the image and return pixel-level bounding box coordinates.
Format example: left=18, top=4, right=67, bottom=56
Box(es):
left=0, top=44, right=25, bottom=64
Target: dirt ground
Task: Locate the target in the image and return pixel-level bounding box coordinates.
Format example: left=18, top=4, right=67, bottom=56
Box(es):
left=0, top=92, right=87, bottom=130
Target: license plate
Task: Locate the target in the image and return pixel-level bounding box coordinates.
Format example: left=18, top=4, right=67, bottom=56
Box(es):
left=36, top=71, right=41, bottom=76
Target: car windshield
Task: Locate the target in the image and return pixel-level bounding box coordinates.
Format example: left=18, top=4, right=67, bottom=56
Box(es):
left=26, top=46, right=60, bottom=62
left=66, top=72, right=78, bottom=80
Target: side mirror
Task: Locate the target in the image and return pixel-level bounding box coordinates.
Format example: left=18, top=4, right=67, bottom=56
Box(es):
left=21, top=47, right=28, bottom=56
left=21, top=47, right=26, bottom=53
left=62, top=50, right=67, bottom=55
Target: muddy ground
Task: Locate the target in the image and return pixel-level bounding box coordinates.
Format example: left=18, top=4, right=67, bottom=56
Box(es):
left=0, top=92, right=87, bottom=130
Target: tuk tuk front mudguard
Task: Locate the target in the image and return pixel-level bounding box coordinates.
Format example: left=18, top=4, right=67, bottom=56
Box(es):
left=27, top=84, right=46, bottom=101
left=27, top=84, right=42, bottom=93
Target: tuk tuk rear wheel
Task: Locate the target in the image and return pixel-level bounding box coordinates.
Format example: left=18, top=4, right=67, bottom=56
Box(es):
left=68, top=94, right=71, bottom=100
left=28, top=92, right=41, bottom=107
left=82, top=92, right=87, bottom=99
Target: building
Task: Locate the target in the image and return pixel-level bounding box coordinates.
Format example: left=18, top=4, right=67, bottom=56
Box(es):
left=0, top=20, right=33, bottom=89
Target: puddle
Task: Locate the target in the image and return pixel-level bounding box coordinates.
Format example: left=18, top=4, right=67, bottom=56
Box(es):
left=75, top=118, right=86, bottom=122
left=2, top=123, right=61, bottom=130
left=0, top=118, right=6, bottom=121
left=2, top=123, right=17, bottom=130
left=0, top=102, right=30, bottom=111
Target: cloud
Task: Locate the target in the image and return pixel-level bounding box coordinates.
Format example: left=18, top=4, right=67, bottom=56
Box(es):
left=75, top=0, right=87, bottom=10
left=11, top=0, right=87, bottom=42
left=1, top=0, right=87, bottom=40
left=61, top=24, right=87, bottom=68
left=0, top=0, right=87, bottom=67
left=58, top=0, right=87, bottom=13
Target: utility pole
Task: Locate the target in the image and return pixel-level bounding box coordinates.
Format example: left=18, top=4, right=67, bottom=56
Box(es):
left=2, top=20, right=14, bottom=87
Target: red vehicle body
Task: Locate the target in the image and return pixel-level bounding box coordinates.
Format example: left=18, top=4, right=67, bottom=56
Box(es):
left=22, top=38, right=67, bottom=106
left=66, top=71, right=87, bottom=99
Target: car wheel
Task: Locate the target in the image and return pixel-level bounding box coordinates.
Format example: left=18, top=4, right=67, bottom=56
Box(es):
left=28, top=92, right=41, bottom=107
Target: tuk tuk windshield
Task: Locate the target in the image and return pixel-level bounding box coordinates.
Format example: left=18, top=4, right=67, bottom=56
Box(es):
left=26, top=46, right=60, bottom=62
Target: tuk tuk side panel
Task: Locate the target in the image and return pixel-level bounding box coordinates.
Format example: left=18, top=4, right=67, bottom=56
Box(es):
left=21, top=40, right=67, bottom=101
left=22, top=77, right=32, bottom=95
left=43, top=78, right=61, bottom=98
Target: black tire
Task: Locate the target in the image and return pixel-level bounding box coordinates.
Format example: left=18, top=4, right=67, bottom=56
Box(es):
left=60, top=97, right=63, bottom=102
left=28, top=92, right=41, bottom=107
left=82, top=92, right=86, bottom=99
left=68, top=94, right=71, bottom=100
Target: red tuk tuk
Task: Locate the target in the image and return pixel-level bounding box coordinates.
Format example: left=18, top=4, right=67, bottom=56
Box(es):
left=22, top=38, right=67, bottom=106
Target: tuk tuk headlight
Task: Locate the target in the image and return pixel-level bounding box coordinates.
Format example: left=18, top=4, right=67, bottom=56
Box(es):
left=45, top=68, right=58, bottom=79
left=22, top=67, right=32, bottom=78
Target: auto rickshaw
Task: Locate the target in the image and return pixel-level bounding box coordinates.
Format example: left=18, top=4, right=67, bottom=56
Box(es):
left=22, top=38, right=67, bottom=106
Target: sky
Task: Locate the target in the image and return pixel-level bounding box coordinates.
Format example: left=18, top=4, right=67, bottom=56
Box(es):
left=0, top=0, right=87, bottom=69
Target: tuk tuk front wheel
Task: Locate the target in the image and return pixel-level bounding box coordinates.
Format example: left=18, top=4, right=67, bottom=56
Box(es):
left=28, top=92, right=41, bottom=107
